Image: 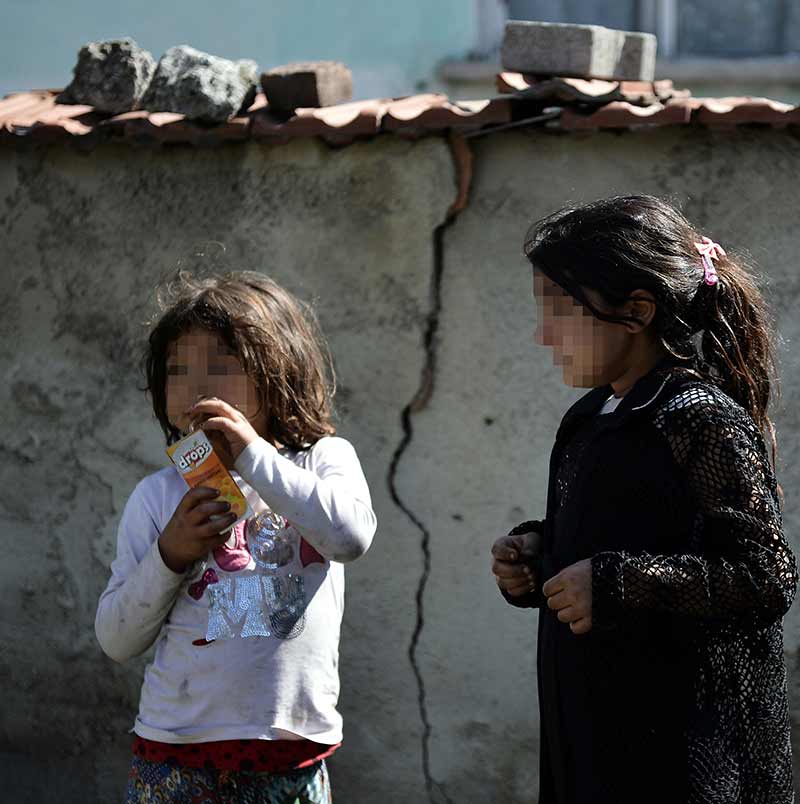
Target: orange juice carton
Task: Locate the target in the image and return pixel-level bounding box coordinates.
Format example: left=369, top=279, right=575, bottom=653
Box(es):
left=166, top=430, right=251, bottom=529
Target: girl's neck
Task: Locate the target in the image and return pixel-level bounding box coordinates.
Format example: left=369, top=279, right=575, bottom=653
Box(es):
left=610, top=342, right=669, bottom=398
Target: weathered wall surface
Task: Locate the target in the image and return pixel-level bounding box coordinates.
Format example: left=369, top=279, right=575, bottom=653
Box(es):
left=0, top=135, right=454, bottom=803
left=2, top=125, right=800, bottom=804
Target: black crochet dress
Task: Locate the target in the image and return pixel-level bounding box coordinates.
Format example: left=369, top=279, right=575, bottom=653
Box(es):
left=504, top=360, right=797, bottom=804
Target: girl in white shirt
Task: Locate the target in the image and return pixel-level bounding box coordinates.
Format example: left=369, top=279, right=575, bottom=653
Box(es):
left=96, top=269, right=377, bottom=804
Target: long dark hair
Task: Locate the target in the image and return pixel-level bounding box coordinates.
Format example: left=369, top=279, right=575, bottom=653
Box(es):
left=524, top=195, right=779, bottom=460
left=143, top=268, right=337, bottom=450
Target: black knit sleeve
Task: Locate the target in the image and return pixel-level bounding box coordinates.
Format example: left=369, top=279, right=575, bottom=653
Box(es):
left=499, top=520, right=546, bottom=609
left=592, top=386, right=797, bottom=626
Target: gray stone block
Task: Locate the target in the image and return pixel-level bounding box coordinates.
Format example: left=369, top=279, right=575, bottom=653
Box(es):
left=261, top=61, right=353, bottom=113
left=618, top=31, right=658, bottom=82
left=502, top=21, right=622, bottom=78
left=58, top=38, right=155, bottom=114
left=141, top=45, right=259, bottom=122
left=501, top=20, right=657, bottom=81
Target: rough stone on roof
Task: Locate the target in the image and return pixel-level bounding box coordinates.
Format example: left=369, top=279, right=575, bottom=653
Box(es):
left=57, top=38, right=156, bottom=114
left=141, top=45, right=259, bottom=122
left=261, top=61, right=353, bottom=114
left=501, top=21, right=657, bottom=82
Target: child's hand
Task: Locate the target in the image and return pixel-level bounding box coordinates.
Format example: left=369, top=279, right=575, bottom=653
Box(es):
left=158, top=486, right=238, bottom=573
left=189, top=397, right=261, bottom=470
left=491, top=531, right=543, bottom=597
left=542, top=559, right=593, bottom=635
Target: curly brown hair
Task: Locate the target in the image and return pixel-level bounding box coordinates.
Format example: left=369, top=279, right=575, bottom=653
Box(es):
left=143, top=268, right=337, bottom=451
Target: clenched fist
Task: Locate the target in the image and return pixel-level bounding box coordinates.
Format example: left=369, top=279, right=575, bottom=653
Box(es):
left=542, top=559, right=593, bottom=635
left=491, top=529, right=543, bottom=597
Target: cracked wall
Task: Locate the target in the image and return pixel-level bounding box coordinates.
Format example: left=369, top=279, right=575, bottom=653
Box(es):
left=395, top=126, right=800, bottom=802
left=0, top=136, right=454, bottom=803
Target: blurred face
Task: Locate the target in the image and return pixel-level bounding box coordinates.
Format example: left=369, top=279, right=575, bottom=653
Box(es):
left=533, top=270, right=633, bottom=388
left=165, top=328, right=267, bottom=436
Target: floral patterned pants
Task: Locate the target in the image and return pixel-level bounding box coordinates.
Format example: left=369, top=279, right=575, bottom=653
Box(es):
left=125, top=756, right=332, bottom=804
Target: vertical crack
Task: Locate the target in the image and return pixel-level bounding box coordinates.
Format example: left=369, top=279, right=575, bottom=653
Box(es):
left=386, top=133, right=472, bottom=803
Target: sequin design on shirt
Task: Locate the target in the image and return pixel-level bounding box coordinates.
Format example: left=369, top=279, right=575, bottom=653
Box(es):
left=199, top=509, right=311, bottom=642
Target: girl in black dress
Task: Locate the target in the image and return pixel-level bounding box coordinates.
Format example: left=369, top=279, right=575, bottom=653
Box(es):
left=491, top=195, right=797, bottom=804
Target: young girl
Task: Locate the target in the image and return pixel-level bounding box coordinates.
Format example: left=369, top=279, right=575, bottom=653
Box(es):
left=96, top=270, right=376, bottom=803
left=491, top=195, right=797, bottom=804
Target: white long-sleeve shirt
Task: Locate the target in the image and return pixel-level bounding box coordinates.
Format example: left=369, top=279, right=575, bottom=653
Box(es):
left=95, top=435, right=376, bottom=745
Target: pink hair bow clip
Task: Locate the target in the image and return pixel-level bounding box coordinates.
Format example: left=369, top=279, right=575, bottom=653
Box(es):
left=694, top=236, right=725, bottom=286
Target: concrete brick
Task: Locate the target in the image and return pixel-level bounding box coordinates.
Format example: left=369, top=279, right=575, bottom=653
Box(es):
left=261, top=61, right=353, bottom=113
left=501, top=20, right=656, bottom=81
left=618, top=31, right=658, bottom=82
left=502, top=21, right=623, bottom=78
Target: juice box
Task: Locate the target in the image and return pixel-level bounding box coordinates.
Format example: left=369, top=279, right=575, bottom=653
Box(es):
left=166, top=430, right=251, bottom=529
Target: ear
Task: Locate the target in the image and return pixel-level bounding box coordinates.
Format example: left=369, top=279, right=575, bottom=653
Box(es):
left=621, top=290, right=657, bottom=333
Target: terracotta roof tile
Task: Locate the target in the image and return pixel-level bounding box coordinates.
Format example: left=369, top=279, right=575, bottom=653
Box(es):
left=690, top=96, right=800, bottom=127
left=558, top=95, right=800, bottom=130
left=495, top=72, right=688, bottom=106
left=0, top=89, right=511, bottom=146
left=251, top=97, right=385, bottom=145
left=560, top=100, right=693, bottom=130
left=0, top=84, right=798, bottom=146
left=0, top=91, right=55, bottom=123
left=382, top=95, right=511, bottom=136
left=104, top=110, right=251, bottom=145
left=0, top=91, right=111, bottom=142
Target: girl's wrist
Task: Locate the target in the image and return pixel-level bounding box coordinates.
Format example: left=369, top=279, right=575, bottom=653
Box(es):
left=157, top=534, right=189, bottom=574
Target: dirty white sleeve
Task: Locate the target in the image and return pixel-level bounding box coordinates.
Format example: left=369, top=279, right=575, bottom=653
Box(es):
left=234, top=436, right=377, bottom=563
left=95, top=481, right=185, bottom=663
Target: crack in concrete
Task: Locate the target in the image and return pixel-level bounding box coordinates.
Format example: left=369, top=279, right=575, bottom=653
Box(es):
left=386, top=133, right=473, bottom=802
left=387, top=219, right=448, bottom=802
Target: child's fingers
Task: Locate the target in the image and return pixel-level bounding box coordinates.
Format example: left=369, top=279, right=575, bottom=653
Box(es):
left=541, top=574, right=565, bottom=598
left=207, top=521, right=239, bottom=545
left=546, top=590, right=571, bottom=611
left=569, top=617, right=592, bottom=636
left=492, top=559, right=530, bottom=580
left=182, top=486, right=223, bottom=512
left=187, top=411, right=213, bottom=431
left=503, top=577, right=536, bottom=597
left=188, top=500, right=232, bottom=525
left=199, top=416, right=236, bottom=436
left=199, top=512, right=238, bottom=538
left=491, top=536, right=521, bottom=561
left=191, top=397, right=243, bottom=421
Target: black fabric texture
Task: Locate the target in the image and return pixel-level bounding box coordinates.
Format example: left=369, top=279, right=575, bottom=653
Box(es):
left=502, top=357, right=797, bottom=804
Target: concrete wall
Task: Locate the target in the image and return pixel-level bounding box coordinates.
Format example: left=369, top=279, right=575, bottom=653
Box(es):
left=2, top=124, right=800, bottom=803
left=0, top=1, right=476, bottom=100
